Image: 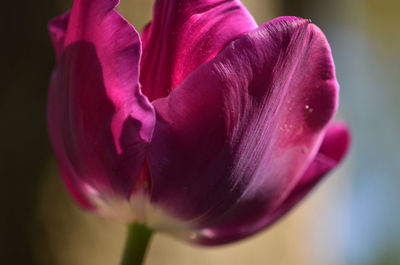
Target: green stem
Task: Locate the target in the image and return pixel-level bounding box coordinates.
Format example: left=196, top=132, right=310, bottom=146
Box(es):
left=120, top=223, right=153, bottom=265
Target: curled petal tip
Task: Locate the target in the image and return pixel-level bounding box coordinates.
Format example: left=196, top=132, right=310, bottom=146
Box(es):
left=320, top=122, right=351, bottom=163
left=48, top=11, right=70, bottom=60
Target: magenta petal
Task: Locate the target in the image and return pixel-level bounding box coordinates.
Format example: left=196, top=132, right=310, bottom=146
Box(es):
left=148, top=17, right=340, bottom=241
left=140, top=0, right=257, bottom=101
left=48, top=0, right=155, bottom=206
left=196, top=122, right=351, bottom=245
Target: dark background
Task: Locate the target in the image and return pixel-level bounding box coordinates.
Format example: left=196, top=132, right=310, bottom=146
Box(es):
left=0, top=1, right=66, bottom=264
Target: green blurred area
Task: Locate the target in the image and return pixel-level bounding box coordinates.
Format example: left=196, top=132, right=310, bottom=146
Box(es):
left=1, top=0, right=399, bottom=264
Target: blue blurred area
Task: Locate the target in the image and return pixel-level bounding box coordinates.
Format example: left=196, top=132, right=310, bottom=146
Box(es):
left=337, top=25, right=400, bottom=265
left=287, top=0, right=400, bottom=264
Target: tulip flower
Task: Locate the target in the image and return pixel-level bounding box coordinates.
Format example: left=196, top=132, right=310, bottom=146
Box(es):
left=48, top=0, right=350, bottom=263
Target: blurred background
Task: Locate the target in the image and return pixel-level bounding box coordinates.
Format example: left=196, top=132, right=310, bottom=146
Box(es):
left=1, top=0, right=399, bottom=264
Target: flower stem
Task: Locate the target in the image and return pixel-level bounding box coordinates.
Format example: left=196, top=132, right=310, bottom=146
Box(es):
left=120, top=223, right=153, bottom=265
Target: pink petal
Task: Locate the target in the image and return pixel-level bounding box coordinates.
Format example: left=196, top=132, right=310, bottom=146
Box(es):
left=48, top=0, right=155, bottom=207
left=196, top=122, right=351, bottom=245
left=140, top=0, right=257, bottom=101
left=147, top=17, right=341, bottom=241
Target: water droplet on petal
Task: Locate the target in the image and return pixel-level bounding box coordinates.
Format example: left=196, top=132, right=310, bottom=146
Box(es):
left=305, top=105, right=313, bottom=113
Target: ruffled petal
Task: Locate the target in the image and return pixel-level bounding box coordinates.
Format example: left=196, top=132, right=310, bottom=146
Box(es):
left=147, top=17, right=340, bottom=240
left=140, top=0, right=257, bottom=101
left=47, top=0, right=155, bottom=208
left=196, top=122, right=351, bottom=245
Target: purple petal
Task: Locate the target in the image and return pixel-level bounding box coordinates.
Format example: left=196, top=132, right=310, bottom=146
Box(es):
left=48, top=0, right=155, bottom=207
left=140, top=0, right=257, bottom=101
left=147, top=17, right=341, bottom=242
left=196, top=122, right=351, bottom=245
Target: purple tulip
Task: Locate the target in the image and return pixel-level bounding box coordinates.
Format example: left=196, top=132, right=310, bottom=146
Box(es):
left=48, top=0, right=350, bottom=245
